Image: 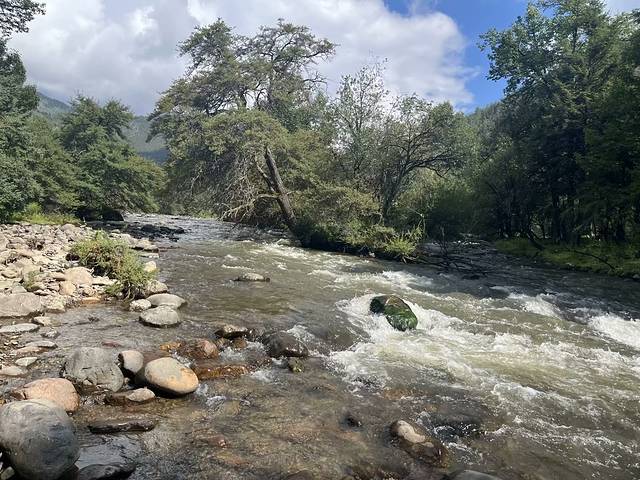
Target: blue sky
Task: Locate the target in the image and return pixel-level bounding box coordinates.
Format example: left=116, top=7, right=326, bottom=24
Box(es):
left=10, top=0, right=640, bottom=114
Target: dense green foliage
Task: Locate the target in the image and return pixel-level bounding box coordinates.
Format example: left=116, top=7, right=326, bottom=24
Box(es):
left=70, top=233, right=153, bottom=298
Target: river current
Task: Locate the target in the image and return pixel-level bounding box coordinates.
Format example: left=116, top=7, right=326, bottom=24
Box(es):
left=34, top=215, right=640, bottom=479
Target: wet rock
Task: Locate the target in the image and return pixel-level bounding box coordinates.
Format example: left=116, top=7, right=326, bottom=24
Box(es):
left=146, top=293, right=186, bottom=309
left=137, top=357, right=198, bottom=396
left=0, top=322, right=39, bottom=334
left=370, top=295, right=418, bottom=331
left=0, top=293, right=43, bottom=318
left=0, top=399, right=79, bottom=480
left=15, top=356, right=37, bottom=367
left=11, top=378, right=80, bottom=413
left=286, top=357, right=305, bottom=373
left=193, top=363, right=249, bottom=380
left=143, top=280, right=168, bottom=296
left=231, top=337, right=248, bottom=350
left=63, top=267, right=93, bottom=286
left=214, top=324, right=248, bottom=339
left=139, top=306, right=181, bottom=328
left=105, top=388, right=155, bottom=406
left=234, top=272, right=270, bottom=282
left=62, top=347, right=124, bottom=393
left=0, top=366, right=26, bottom=377
left=76, top=463, right=136, bottom=480
left=118, top=350, right=144, bottom=377
left=177, top=339, right=219, bottom=360
left=88, top=418, right=156, bottom=434
left=343, top=411, right=363, bottom=428
left=128, top=299, right=151, bottom=312
left=263, top=332, right=309, bottom=358
left=445, top=471, right=503, bottom=480
left=430, top=413, right=483, bottom=441
left=390, top=420, right=447, bottom=467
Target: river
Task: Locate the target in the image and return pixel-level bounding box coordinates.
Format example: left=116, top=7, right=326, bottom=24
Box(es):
left=33, top=214, right=640, bottom=479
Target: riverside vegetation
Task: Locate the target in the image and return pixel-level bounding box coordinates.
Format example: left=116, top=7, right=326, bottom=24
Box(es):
left=0, top=1, right=640, bottom=480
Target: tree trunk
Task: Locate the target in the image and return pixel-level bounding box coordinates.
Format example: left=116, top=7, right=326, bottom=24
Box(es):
left=264, top=146, right=297, bottom=234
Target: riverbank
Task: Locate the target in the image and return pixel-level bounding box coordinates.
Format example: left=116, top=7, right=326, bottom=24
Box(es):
left=494, top=238, right=640, bottom=279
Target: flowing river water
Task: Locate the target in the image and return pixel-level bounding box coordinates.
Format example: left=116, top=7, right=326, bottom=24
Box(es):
left=12, top=215, right=640, bottom=479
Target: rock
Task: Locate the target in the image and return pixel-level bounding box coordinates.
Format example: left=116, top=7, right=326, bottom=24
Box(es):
left=285, top=472, right=314, bottom=480
left=263, top=332, right=309, bottom=358
left=32, top=315, right=52, bottom=326
left=370, top=295, right=418, bottom=331
left=11, top=378, right=80, bottom=413
left=15, top=356, right=37, bottom=367
left=134, top=239, right=158, bottom=252
left=88, top=418, right=156, bottom=434
left=146, top=293, right=186, bottom=309
left=0, top=467, right=15, bottom=480
left=446, top=471, right=503, bottom=480
left=144, top=280, right=168, bottom=296
left=177, top=339, right=219, bottom=360
left=58, top=280, right=76, bottom=296
left=215, top=324, right=248, bottom=339
left=105, top=388, right=155, bottom=406
left=64, top=267, right=93, bottom=286
left=0, top=292, right=43, bottom=318
left=0, top=399, right=79, bottom=480
left=143, top=261, right=157, bottom=273
left=25, top=339, right=57, bottom=349
left=139, top=306, right=181, bottom=328
left=92, top=276, right=114, bottom=286
left=77, top=463, right=136, bottom=480
left=101, top=207, right=125, bottom=222
left=234, top=272, right=270, bottom=282
left=286, top=357, right=305, bottom=373
left=193, top=363, right=249, bottom=380
left=0, top=322, right=39, bottom=334
left=138, top=357, right=199, bottom=396
left=118, top=350, right=144, bottom=377
left=129, top=299, right=151, bottom=312
left=62, top=347, right=124, bottom=393
left=390, top=420, right=447, bottom=467
left=0, top=366, right=26, bottom=377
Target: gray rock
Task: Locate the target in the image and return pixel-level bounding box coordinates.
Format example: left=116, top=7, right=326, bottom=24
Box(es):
left=139, top=306, right=181, bottom=328
left=0, top=366, right=26, bottom=377
left=144, top=280, right=168, bottom=296
left=234, top=272, right=270, bottom=282
left=146, top=293, right=186, bottom=309
left=32, top=315, right=52, bottom=326
left=0, top=322, right=39, bottom=334
left=0, top=293, right=43, bottom=319
left=118, top=350, right=144, bottom=376
left=137, top=357, right=199, bottom=396
left=0, top=399, right=79, bottom=480
left=77, top=463, right=136, bottom=480
left=62, top=347, right=124, bottom=393
left=105, top=388, right=155, bottom=406
left=263, top=332, right=309, bottom=358
left=129, top=298, right=151, bottom=312
left=63, top=267, right=93, bottom=285
left=215, top=324, right=249, bottom=339
left=15, top=356, right=37, bottom=367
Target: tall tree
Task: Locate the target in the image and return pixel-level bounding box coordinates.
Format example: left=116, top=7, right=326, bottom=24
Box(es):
left=0, top=0, right=44, bottom=37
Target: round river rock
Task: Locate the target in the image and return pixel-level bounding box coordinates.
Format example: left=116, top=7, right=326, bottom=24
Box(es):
left=138, top=357, right=199, bottom=396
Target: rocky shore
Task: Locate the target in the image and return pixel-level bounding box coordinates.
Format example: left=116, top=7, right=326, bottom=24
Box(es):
left=0, top=221, right=503, bottom=480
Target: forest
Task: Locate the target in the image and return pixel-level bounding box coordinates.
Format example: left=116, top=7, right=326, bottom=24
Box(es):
left=1, top=0, right=640, bottom=275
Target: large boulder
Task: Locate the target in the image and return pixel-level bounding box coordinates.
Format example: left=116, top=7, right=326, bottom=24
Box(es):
left=62, top=347, right=124, bottom=393
left=63, top=267, right=93, bottom=286
left=370, top=295, right=418, bottom=331
left=0, top=399, right=79, bottom=480
left=118, top=350, right=145, bottom=377
left=11, top=378, right=80, bottom=413
left=146, top=293, right=186, bottom=309
left=0, top=292, right=43, bottom=319
left=139, top=306, right=181, bottom=328
left=263, top=332, right=309, bottom=358
left=137, top=357, right=199, bottom=396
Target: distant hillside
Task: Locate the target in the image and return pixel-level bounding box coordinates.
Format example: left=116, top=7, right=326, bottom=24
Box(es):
left=35, top=92, right=168, bottom=163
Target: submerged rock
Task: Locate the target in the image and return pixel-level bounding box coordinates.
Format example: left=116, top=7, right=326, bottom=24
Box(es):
left=105, top=388, right=155, bottom=406
left=77, top=463, right=136, bottom=480
left=390, top=420, right=447, bottom=467
left=0, top=399, right=79, bottom=480
left=11, top=378, right=80, bottom=413
left=146, top=293, right=186, bottom=309
left=88, top=418, right=156, bottom=434
left=177, top=338, right=219, bottom=360
left=234, top=272, right=270, bottom=282
left=193, top=363, right=249, bottom=380
left=139, top=306, right=181, bottom=328
left=138, top=357, right=199, bottom=396
left=62, top=347, right=124, bottom=393
left=370, top=295, right=418, bottom=331
left=263, top=332, right=309, bottom=358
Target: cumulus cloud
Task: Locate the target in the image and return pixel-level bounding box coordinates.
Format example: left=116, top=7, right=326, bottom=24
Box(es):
left=9, top=0, right=472, bottom=114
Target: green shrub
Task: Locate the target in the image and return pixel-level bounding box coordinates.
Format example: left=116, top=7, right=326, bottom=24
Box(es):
left=70, top=232, right=153, bottom=298
left=14, top=202, right=78, bottom=225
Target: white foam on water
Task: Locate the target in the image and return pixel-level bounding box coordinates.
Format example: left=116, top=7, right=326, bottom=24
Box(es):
left=588, top=313, right=640, bottom=350
left=253, top=243, right=311, bottom=260
left=221, top=264, right=252, bottom=270
left=508, top=293, right=562, bottom=318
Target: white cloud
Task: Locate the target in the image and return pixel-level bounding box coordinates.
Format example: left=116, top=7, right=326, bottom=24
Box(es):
left=9, top=0, right=472, bottom=114
left=605, top=0, right=640, bottom=13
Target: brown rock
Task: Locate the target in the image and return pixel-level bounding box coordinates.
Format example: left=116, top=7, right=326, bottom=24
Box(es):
left=58, top=281, right=76, bottom=296
left=193, top=363, right=249, bottom=380
left=177, top=339, right=219, bottom=360
left=11, top=378, right=80, bottom=413
left=105, top=388, right=156, bottom=406
left=138, top=357, right=198, bottom=396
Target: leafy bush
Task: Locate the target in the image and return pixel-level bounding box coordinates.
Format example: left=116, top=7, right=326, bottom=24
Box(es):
left=70, top=232, right=153, bottom=298
left=0, top=154, right=38, bottom=221
left=14, top=202, right=78, bottom=225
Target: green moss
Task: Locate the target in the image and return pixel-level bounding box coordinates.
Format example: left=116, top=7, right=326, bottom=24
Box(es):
left=370, top=295, right=418, bottom=331
left=495, top=238, right=640, bottom=277
left=70, top=232, right=154, bottom=298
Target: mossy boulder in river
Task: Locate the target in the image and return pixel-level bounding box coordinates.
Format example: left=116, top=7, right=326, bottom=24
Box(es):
left=370, top=295, right=418, bottom=331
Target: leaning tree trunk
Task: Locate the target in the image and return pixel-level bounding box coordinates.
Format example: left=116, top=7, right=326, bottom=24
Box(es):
left=263, top=146, right=297, bottom=234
